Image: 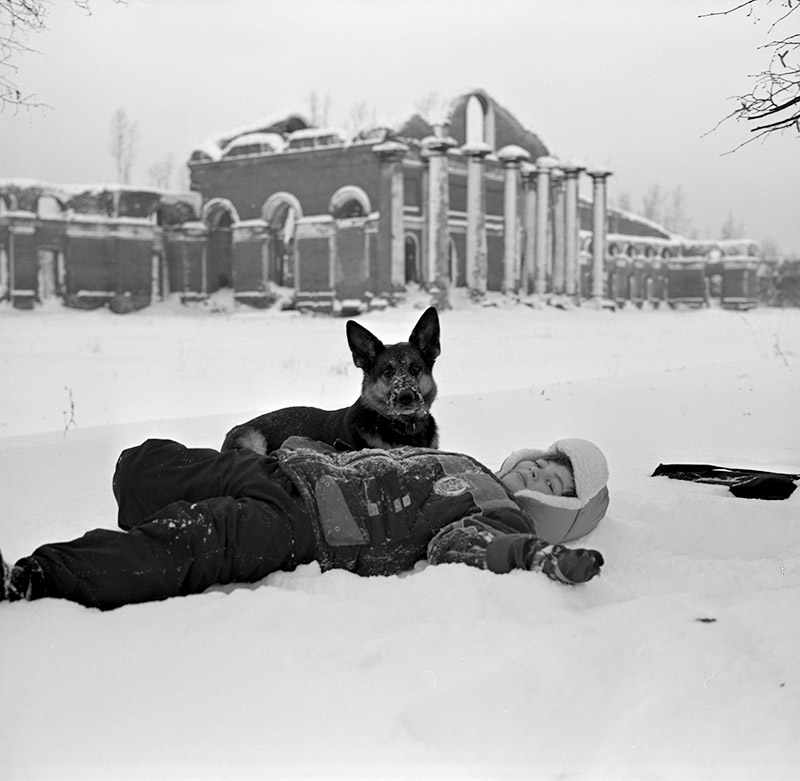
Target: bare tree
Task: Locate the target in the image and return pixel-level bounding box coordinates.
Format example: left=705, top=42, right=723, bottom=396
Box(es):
left=306, top=90, right=331, bottom=127
left=307, top=90, right=319, bottom=125
left=1, top=0, right=51, bottom=108
left=702, top=0, right=800, bottom=145
left=0, top=0, right=119, bottom=111
left=611, top=192, right=633, bottom=212
left=110, top=107, right=138, bottom=184
left=348, top=100, right=371, bottom=136
left=720, top=209, right=748, bottom=239
left=147, top=153, right=173, bottom=190
left=662, top=185, right=693, bottom=236
left=414, top=92, right=449, bottom=122
left=641, top=184, right=664, bottom=224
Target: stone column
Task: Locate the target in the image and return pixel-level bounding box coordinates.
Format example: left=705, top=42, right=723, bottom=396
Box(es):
left=373, top=140, right=409, bottom=292
left=498, top=144, right=531, bottom=294
left=562, top=161, right=584, bottom=298
left=550, top=168, right=566, bottom=294
left=421, top=135, right=457, bottom=291
left=419, top=154, right=430, bottom=286
left=588, top=167, right=612, bottom=304
left=521, top=162, right=537, bottom=296
left=462, top=141, right=491, bottom=298
left=534, top=156, right=558, bottom=295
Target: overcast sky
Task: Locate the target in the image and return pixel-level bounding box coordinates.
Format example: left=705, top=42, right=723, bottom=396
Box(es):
left=2, top=0, right=799, bottom=254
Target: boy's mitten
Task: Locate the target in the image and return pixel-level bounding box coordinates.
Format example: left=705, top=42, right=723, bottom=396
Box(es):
left=485, top=534, right=604, bottom=584
left=540, top=546, right=605, bottom=584
left=427, top=521, right=494, bottom=569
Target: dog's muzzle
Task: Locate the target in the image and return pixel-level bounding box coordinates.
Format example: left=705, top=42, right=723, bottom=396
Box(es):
left=388, top=381, right=427, bottom=416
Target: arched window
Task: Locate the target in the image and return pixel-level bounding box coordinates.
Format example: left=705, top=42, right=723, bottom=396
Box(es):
left=466, top=95, right=486, bottom=146
left=262, top=193, right=304, bottom=287
left=202, top=198, right=240, bottom=229
left=0, top=193, right=18, bottom=213
left=404, top=233, right=420, bottom=284
left=329, top=186, right=371, bottom=220
left=37, top=195, right=63, bottom=218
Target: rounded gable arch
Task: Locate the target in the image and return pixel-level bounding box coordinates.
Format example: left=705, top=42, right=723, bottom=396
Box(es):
left=37, top=193, right=67, bottom=218
left=0, top=192, right=17, bottom=213
left=261, top=192, right=303, bottom=227
left=464, top=90, right=496, bottom=149
left=202, top=198, right=240, bottom=229
left=328, top=186, right=371, bottom=219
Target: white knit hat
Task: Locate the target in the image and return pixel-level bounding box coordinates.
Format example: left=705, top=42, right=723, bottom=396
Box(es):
left=496, top=438, right=610, bottom=543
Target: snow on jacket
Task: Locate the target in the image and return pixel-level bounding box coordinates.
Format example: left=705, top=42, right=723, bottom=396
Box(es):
left=274, top=439, right=535, bottom=576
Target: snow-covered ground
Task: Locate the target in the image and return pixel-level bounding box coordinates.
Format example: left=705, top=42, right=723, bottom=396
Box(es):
left=1, top=291, right=799, bottom=780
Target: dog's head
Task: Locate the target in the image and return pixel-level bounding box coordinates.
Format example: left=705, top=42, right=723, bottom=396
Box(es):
left=346, top=306, right=440, bottom=419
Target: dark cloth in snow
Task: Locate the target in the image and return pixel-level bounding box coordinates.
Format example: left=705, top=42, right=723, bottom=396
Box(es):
left=652, top=463, right=799, bottom=501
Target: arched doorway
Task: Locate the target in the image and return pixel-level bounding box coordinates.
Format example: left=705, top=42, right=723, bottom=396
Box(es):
left=448, top=236, right=459, bottom=286
left=262, top=192, right=303, bottom=288
left=404, top=234, right=420, bottom=284
left=202, top=199, right=238, bottom=292
left=36, top=249, right=62, bottom=301
left=329, top=186, right=371, bottom=298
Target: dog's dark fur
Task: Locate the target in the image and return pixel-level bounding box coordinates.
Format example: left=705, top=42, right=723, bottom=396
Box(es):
left=221, top=307, right=441, bottom=454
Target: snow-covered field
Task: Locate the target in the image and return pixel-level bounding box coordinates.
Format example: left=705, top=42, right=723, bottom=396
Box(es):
left=1, top=291, right=799, bottom=780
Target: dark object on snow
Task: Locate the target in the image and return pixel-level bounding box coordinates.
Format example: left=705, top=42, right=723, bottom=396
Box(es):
left=221, top=307, right=440, bottom=455
left=652, top=463, right=799, bottom=501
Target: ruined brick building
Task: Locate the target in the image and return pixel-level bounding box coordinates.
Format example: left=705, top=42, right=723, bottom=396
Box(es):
left=0, top=89, right=761, bottom=311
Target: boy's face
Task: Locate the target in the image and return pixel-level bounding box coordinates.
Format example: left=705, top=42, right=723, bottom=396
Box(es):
left=500, top=458, right=575, bottom=497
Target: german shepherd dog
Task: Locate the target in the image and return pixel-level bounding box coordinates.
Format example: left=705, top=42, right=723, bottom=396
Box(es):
left=221, top=306, right=441, bottom=454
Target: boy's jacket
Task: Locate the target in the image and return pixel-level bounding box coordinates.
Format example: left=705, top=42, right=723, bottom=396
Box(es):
left=275, top=440, right=535, bottom=575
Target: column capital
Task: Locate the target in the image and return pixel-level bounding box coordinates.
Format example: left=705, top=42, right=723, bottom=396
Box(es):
left=461, top=141, right=492, bottom=159
left=534, top=155, right=560, bottom=172
left=561, top=159, right=586, bottom=178
left=372, top=140, right=409, bottom=163
left=421, top=135, right=458, bottom=156
left=587, top=166, right=613, bottom=180
left=520, top=161, right=537, bottom=186
left=497, top=144, right=531, bottom=166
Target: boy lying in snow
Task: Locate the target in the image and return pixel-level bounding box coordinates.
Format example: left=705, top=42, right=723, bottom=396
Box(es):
left=1, top=437, right=609, bottom=610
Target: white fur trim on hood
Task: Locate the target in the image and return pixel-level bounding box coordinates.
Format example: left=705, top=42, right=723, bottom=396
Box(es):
left=496, top=438, right=610, bottom=544
left=496, top=438, right=609, bottom=511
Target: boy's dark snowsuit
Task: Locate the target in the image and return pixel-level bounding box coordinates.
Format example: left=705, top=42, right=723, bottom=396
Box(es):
left=11, top=438, right=602, bottom=610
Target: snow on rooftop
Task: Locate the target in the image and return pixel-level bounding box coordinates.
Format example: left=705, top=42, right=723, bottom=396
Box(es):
left=0, top=179, right=195, bottom=198
left=221, top=132, right=286, bottom=156
left=192, top=111, right=310, bottom=158
left=287, top=127, right=347, bottom=141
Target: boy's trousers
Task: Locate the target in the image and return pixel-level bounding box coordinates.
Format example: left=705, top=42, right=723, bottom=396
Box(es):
left=16, top=439, right=316, bottom=610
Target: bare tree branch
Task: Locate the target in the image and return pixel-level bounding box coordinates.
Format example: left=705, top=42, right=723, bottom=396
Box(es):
left=110, top=107, right=138, bottom=184
left=0, top=0, right=124, bottom=110
left=698, top=1, right=759, bottom=19
left=704, top=1, right=800, bottom=148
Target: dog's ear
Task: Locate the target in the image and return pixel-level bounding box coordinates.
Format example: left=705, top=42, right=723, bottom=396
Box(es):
left=346, top=320, right=384, bottom=371
left=409, top=306, right=441, bottom=365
